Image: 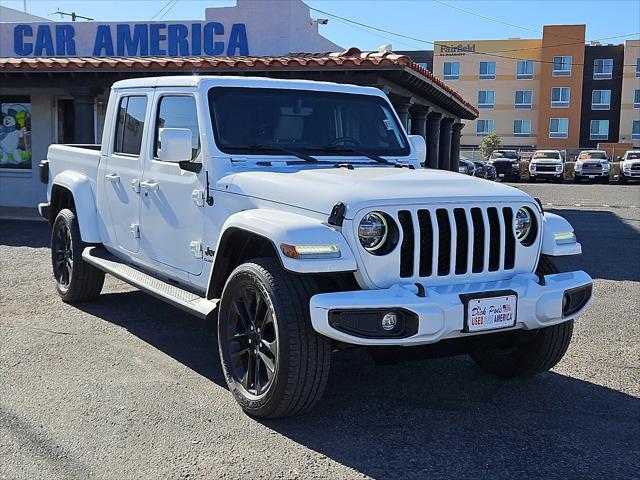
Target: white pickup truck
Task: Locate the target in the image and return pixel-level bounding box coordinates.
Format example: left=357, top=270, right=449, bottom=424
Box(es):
left=39, top=76, right=592, bottom=418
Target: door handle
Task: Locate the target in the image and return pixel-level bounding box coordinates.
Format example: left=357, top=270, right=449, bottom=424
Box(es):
left=140, top=180, right=159, bottom=193
left=105, top=173, right=120, bottom=183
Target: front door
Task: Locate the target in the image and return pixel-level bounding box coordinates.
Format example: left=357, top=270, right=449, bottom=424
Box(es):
left=140, top=92, right=205, bottom=275
left=102, top=92, right=151, bottom=254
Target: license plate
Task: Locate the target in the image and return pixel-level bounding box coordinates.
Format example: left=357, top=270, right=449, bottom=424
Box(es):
left=498, top=173, right=505, bottom=177
left=465, top=294, right=517, bottom=332
left=588, top=175, right=595, bottom=179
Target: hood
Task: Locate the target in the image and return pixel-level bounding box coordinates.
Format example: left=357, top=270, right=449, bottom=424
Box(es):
left=531, top=158, right=562, bottom=164
left=228, top=166, right=533, bottom=217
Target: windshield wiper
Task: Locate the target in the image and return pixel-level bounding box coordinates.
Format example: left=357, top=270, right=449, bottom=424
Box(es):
left=226, top=144, right=318, bottom=163
left=304, top=146, right=392, bottom=165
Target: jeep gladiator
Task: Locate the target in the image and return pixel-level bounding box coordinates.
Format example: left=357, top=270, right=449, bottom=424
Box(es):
left=39, top=76, right=593, bottom=418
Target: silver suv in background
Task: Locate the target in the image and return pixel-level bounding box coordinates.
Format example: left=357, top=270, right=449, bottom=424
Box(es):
left=574, top=150, right=610, bottom=183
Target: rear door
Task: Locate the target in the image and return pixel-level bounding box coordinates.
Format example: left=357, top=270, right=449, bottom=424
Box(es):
left=102, top=92, right=152, bottom=253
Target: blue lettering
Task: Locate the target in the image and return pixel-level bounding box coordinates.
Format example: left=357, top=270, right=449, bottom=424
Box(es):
left=203, top=22, right=224, bottom=55
left=168, top=24, right=189, bottom=56
left=227, top=23, right=248, bottom=56
left=149, top=24, right=166, bottom=55
left=93, top=25, right=114, bottom=56
left=191, top=23, right=202, bottom=55
left=34, top=25, right=54, bottom=56
left=55, top=25, right=76, bottom=55
left=14, top=25, right=33, bottom=56
left=116, top=24, right=148, bottom=56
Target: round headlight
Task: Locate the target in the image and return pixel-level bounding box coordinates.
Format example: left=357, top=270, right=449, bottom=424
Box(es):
left=514, top=208, right=533, bottom=243
left=359, top=212, right=389, bottom=252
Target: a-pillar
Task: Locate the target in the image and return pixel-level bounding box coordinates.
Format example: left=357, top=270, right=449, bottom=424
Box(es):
left=438, top=117, right=454, bottom=170
left=70, top=90, right=96, bottom=144
left=425, top=112, right=442, bottom=169
left=450, top=122, right=464, bottom=172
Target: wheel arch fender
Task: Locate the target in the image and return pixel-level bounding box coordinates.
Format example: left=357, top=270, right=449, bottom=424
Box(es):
left=51, top=171, right=100, bottom=243
left=541, top=211, right=582, bottom=256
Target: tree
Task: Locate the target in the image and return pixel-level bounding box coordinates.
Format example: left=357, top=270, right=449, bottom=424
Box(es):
left=479, top=132, right=502, bottom=159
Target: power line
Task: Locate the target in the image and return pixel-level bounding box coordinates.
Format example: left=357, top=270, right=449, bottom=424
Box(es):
left=159, top=0, right=179, bottom=20
left=151, top=0, right=177, bottom=21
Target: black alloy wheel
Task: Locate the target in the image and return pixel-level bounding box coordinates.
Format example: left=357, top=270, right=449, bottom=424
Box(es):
left=52, top=219, right=74, bottom=291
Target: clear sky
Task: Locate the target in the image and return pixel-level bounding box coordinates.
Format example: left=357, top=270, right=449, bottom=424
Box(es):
left=2, top=0, right=639, bottom=50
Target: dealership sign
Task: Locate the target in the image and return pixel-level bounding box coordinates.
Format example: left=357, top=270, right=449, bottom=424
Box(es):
left=439, top=43, right=476, bottom=56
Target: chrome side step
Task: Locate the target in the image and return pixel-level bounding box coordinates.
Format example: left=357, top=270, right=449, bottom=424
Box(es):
left=82, top=246, right=218, bottom=319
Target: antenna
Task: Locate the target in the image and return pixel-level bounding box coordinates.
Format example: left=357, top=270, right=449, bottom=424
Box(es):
left=53, top=9, right=94, bottom=21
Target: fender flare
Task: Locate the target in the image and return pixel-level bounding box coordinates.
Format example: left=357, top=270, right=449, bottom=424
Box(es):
left=540, top=212, right=582, bottom=256
left=52, top=171, right=100, bottom=243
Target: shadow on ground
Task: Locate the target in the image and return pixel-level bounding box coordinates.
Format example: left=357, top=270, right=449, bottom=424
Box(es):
left=0, top=220, right=50, bottom=248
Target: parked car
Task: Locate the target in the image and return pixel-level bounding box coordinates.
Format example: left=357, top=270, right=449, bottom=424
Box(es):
left=619, top=150, right=640, bottom=183
left=487, top=149, right=520, bottom=182
left=472, top=161, right=487, bottom=178
left=458, top=158, right=475, bottom=175
left=574, top=150, right=610, bottom=183
left=529, top=150, right=564, bottom=182
left=485, top=163, right=497, bottom=181
left=38, top=76, right=592, bottom=419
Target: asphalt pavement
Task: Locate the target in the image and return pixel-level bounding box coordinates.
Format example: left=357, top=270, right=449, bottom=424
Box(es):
left=1, top=183, right=639, bottom=479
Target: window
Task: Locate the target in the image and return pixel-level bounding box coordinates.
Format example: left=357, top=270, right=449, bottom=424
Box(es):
left=476, top=119, right=494, bottom=136
left=0, top=95, right=32, bottom=170
left=479, top=61, right=496, bottom=79
left=443, top=62, right=460, bottom=80
left=417, top=62, right=430, bottom=70
left=590, top=120, right=609, bottom=140
left=114, top=95, right=148, bottom=155
left=634, top=89, right=640, bottom=109
left=553, top=56, right=572, bottom=76
left=516, top=60, right=534, bottom=79
left=515, top=90, right=532, bottom=109
left=477, top=90, right=495, bottom=109
left=591, top=90, right=611, bottom=110
left=632, top=120, right=640, bottom=139
left=593, top=59, right=613, bottom=79
left=551, top=87, right=570, bottom=107
left=513, top=119, right=531, bottom=137
left=154, top=96, right=201, bottom=160
left=636, top=58, right=640, bottom=78
left=549, top=118, right=569, bottom=138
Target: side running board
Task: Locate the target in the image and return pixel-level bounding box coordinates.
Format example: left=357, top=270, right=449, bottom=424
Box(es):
left=82, top=246, right=218, bottom=319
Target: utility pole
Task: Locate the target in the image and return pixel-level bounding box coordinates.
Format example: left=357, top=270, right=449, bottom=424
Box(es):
left=53, top=9, right=94, bottom=21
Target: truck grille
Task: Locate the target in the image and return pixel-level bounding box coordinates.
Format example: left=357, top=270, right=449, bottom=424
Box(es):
left=396, top=206, right=517, bottom=279
left=534, top=165, right=557, bottom=172
left=631, top=164, right=640, bottom=171
left=492, top=161, right=515, bottom=174
left=582, top=162, right=602, bottom=171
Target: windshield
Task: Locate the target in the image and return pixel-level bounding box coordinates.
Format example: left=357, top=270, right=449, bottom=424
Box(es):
left=208, top=87, right=409, bottom=157
left=490, top=150, right=518, bottom=159
left=626, top=152, right=640, bottom=160
left=533, top=151, right=561, bottom=160
left=578, top=151, right=607, bottom=160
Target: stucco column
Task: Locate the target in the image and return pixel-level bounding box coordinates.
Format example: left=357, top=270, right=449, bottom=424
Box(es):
left=71, top=90, right=96, bottom=144
left=393, top=102, right=412, bottom=131
left=449, top=122, right=464, bottom=172
left=438, top=118, right=454, bottom=171
left=425, top=112, right=442, bottom=169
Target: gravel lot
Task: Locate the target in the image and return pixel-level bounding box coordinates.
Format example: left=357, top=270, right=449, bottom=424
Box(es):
left=1, top=183, right=639, bottom=479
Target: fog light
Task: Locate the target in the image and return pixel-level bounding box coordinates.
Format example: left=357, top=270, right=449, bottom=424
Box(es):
left=381, top=312, right=398, bottom=331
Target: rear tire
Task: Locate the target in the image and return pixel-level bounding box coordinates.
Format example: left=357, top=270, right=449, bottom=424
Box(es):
left=217, top=258, right=331, bottom=418
left=469, top=255, right=573, bottom=378
left=51, top=209, right=105, bottom=303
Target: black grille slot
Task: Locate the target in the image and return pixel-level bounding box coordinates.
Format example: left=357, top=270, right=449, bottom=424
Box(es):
left=487, top=207, right=500, bottom=272
left=502, top=207, right=516, bottom=270
left=436, top=209, right=451, bottom=276
left=454, top=208, right=468, bottom=274
left=398, top=210, right=414, bottom=278
left=471, top=208, right=485, bottom=273
left=417, top=210, right=433, bottom=277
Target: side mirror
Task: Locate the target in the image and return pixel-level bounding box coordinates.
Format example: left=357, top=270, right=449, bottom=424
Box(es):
left=158, top=128, right=193, bottom=163
left=408, top=135, right=426, bottom=165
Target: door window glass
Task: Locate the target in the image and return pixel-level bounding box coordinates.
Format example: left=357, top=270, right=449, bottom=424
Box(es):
left=114, top=95, right=148, bottom=155
left=154, top=96, right=201, bottom=160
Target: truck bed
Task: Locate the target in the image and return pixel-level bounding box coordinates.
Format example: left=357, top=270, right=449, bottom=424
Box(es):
left=46, top=144, right=102, bottom=200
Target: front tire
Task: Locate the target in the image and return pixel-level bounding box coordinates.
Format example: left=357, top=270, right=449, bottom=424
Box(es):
left=51, top=209, right=105, bottom=303
left=469, top=255, right=573, bottom=378
left=217, top=258, right=331, bottom=418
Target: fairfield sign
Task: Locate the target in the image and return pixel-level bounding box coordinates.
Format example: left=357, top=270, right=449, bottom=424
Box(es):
left=439, top=43, right=476, bottom=55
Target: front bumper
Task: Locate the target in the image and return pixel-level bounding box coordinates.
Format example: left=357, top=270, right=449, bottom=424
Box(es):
left=310, top=271, right=592, bottom=346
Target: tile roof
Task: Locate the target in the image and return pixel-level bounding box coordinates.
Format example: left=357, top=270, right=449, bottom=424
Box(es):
left=0, top=48, right=477, bottom=116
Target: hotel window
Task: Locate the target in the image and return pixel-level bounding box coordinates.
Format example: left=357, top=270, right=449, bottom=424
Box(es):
left=590, top=120, right=609, bottom=140
left=634, top=89, right=640, bottom=109
left=513, top=119, right=531, bottom=137
left=593, top=59, right=613, bottom=80
left=551, top=87, right=570, bottom=107
left=632, top=120, right=640, bottom=139
left=479, top=61, right=496, bottom=79
left=591, top=90, right=611, bottom=110
left=552, top=56, right=572, bottom=76
left=417, top=62, right=430, bottom=70
left=443, top=62, right=460, bottom=80
left=549, top=118, right=569, bottom=138
left=477, top=90, right=495, bottom=109
left=515, top=90, right=532, bottom=109
left=476, top=119, right=494, bottom=136
left=636, top=58, right=640, bottom=78
left=516, top=60, right=534, bottom=79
